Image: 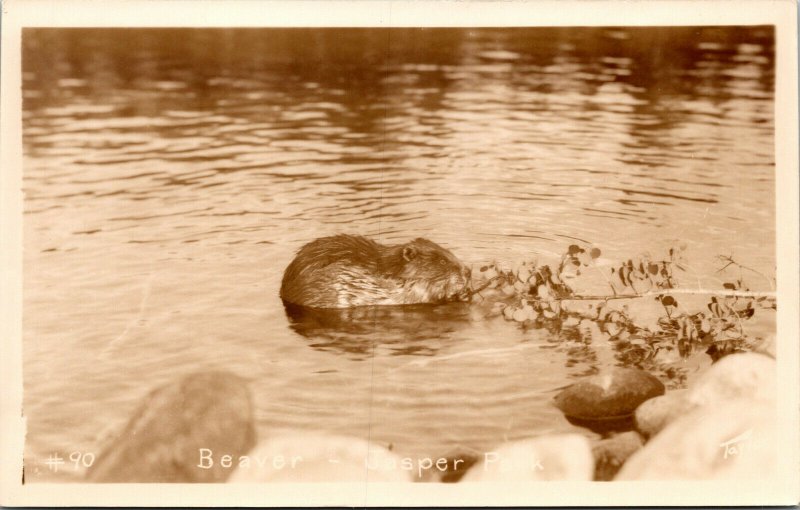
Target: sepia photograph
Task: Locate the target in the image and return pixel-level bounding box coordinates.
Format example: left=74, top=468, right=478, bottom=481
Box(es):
left=1, top=0, right=798, bottom=507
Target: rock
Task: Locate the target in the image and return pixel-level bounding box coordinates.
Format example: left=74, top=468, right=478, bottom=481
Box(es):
left=554, top=368, right=665, bottom=421
left=752, top=335, right=776, bottom=359
left=591, top=431, right=644, bottom=481
left=87, top=371, right=256, bottom=483
left=687, top=352, right=775, bottom=407
left=229, top=435, right=412, bottom=482
left=461, top=434, right=594, bottom=481
left=417, top=450, right=479, bottom=483
left=616, top=398, right=777, bottom=480
left=634, top=390, right=690, bottom=438
left=634, top=353, right=776, bottom=438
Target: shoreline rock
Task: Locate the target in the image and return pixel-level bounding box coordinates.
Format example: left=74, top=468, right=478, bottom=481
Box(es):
left=461, top=434, right=594, bottom=481
left=591, top=431, right=644, bottom=481
left=634, top=353, right=776, bottom=438
left=87, top=371, right=256, bottom=483
left=229, top=434, right=413, bottom=482
left=619, top=353, right=777, bottom=481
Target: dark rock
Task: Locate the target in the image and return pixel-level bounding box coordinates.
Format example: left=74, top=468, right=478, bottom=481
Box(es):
left=87, top=371, right=256, bottom=483
left=417, top=450, right=479, bottom=483
left=439, top=453, right=479, bottom=483
left=554, top=368, right=665, bottom=422
left=591, top=431, right=644, bottom=481
left=564, top=414, right=635, bottom=434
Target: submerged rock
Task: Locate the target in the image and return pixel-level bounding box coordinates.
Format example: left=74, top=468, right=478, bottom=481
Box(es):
left=554, top=368, right=665, bottom=424
left=616, top=398, right=777, bottom=480
left=591, top=431, right=644, bottom=481
left=461, top=434, right=594, bottom=481
left=87, top=371, right=256, bottom=483
left=229, top=434, right=412, bottom=482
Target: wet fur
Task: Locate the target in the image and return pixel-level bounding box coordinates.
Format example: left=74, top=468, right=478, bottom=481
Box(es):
left=280, top=235, right=471, bottom=308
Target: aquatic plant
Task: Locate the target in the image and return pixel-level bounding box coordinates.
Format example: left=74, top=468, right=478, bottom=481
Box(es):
left=469, top=244, right=776, bottom=383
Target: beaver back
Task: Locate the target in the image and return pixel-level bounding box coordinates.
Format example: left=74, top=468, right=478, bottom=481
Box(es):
left=280, top=235, right=386, bottom=308
left=280, top=234, right=470, bottom=308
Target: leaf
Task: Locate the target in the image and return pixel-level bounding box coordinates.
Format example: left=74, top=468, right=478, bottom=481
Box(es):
left=647, top=263, right=659, bottom=275
left=512, top=309, right=528, bottom=322
left=590, top=247, right=601, bottom=259
left=567, top=244, right=581, bottom=256
left=536, top=284, right=551, bottom=300
left=563, top=316, right=580, bottom=328
left=723, top=282, right=737, bottom=290
left=619, top=266, right=628, bottom=286
left=661, top=295, right=676, bottom=307
left=605, top=322, right=622, bottom=337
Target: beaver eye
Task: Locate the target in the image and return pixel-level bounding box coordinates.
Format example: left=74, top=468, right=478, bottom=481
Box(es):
left=439, top=258, right=448, bottom=266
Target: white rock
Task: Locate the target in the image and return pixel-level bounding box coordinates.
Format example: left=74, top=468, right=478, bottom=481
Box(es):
left=634, top=390, right=691, bottom=438
left=229, top=434, right=412, bottom=482
left=461, top=434, right=594, bottom=481
left=616, top=398, right=777, bottom=480
left=635, top=353, right=776, bottom=438
left=687, top=352, right=776, bottom=407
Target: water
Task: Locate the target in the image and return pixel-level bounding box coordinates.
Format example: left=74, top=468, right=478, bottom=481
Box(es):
left=21, top=27, right=775, bottom=481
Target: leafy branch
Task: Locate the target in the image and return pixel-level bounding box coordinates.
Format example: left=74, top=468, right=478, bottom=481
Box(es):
left=470, top=243, right=777, bottom=379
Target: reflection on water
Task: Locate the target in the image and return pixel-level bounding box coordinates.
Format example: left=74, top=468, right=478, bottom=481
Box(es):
left=21, top=27, right=775, bottom=481
left=284, top=302, right=473, bottom=359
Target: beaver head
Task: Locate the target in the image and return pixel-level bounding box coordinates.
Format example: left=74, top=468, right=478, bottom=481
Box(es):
left=379, top=238, right=472, bottom=304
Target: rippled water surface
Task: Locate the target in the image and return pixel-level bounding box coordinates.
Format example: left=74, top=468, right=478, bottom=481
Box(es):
left=22, top=27, right=775, bottom=480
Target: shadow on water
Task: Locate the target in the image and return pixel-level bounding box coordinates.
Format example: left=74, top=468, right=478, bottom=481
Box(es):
left=282, top=301, right=473, bottom=360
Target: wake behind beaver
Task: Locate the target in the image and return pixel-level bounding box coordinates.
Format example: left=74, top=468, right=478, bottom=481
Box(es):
left=279, top=234, right=472, bottom=309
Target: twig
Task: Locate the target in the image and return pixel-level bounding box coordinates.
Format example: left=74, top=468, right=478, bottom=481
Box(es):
left=559, top=288, right=776, bottom=301
left=590, top=258, right=618, bottom=297
left=716, top=254, right=776, bottom=292
left=467, top=275, right=507, bottom=296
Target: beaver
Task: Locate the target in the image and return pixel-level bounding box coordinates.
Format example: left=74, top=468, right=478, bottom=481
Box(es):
left=280, top=234, right=472, bottom=308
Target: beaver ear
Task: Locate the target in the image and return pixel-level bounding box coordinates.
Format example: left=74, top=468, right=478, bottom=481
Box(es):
left=402, top=245, right=418, bottom=262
